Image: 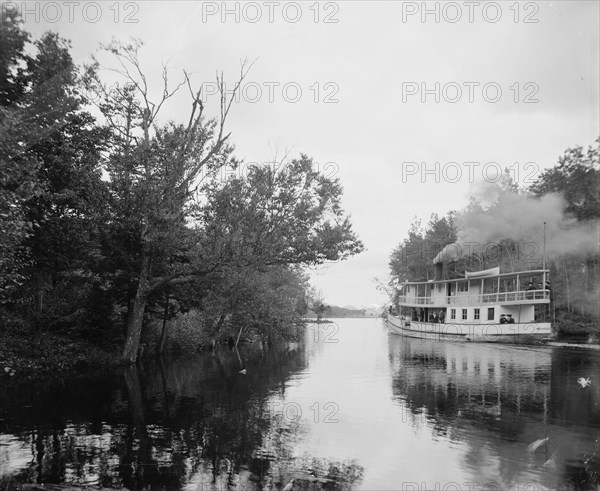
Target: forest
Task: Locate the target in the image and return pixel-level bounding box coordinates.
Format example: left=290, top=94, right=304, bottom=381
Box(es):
left=0, top=13, right=364, bottom=371
left=388, top=139, right=600, bottom=339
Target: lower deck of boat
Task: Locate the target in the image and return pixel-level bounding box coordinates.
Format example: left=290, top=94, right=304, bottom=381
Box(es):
left=386, top=313, right=552, bottom=343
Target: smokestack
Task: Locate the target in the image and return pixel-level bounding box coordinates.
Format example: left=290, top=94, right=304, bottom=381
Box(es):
left=435, top=262, right=443, bottom=280
left=432, top=243, right=462, bottom=264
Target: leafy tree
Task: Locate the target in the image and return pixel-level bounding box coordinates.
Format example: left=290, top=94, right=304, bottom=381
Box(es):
left=389, top=213, right=457, bottom=283
left=84, top=40, right=253, bottom=362
left=1, top=14, right=108, bottom=344
left=530, top=139, right=600, bottom=220
left=0, top=10, right=37, bottom=305
left=191, top=157, right=363, bottom=336
left=311, top=296, right=330, bottom=322
left=22, top=36, right=107, bottom=339
left=197, top=156, right=363, bottom=269
left=230, top=265, right=309, bottom=342
left=0, top=5, right=29, bottom=106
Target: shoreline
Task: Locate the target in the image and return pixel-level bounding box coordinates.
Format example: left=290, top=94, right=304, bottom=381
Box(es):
left=545, top=341, right=600, bottom=350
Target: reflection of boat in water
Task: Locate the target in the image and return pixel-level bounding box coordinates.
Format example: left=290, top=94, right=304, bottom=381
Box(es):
left=388, top=335, right=553, bottom=425
left=388, top=335, right=600, bottom=489
left=387, top=266, right=552, bottom=343
left=390, top=337, right=552, bottom=418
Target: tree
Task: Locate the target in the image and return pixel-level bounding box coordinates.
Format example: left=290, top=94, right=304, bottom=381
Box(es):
left=0, top=10, right=37, bottom=305
left=311, top=291, right=330, bottom=322
left=24, top=35, right=108, bottom=339
left=530, top=139, right=600, bottom=221
left=0, top=6, right=29, bottom=106
left=389, top=213, right=457, bottom=283
left=192, top=156, right=363, bottom=333
left=219, top=265, right=309, bottom=343
left=84, top=40, right=251, bottom=362
left=197, top=156, right=364, bottom=269
left=1, top=13, right=108, bottom=344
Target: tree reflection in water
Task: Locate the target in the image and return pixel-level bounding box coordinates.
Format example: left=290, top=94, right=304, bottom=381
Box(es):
left=0, top=342, right=363, bottom=490
left=388, top=335, right=600, bottom=490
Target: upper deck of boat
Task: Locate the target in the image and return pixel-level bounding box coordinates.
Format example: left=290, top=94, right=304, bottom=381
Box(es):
left=398, top=269, right=551, bottom=307
left=400, top=269, right=549, bottom=286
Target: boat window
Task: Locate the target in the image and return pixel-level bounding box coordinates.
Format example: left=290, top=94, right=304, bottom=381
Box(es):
left=450, top=309, right=456, bottom=320
left=458, top=282, right=469, bottom=292
left=462, top=309, right=467, bottom=320
left=487, top=307, right=495, bottom=320
left=474, top=308, right=480, bottom=320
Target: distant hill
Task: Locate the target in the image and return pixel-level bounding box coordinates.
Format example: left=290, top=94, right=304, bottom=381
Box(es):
left=306, top=304, right=383, bottom=319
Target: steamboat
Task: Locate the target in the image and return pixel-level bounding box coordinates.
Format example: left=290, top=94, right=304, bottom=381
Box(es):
left=387, top=262, right=553, bottom=343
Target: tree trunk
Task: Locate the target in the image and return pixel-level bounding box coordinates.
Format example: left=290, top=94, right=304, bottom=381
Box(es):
left=214, top=312, right=227, bottom=332
left=209, top=312, right=227, bottom=350
left=122, top=253, right=152, bottom=363
left=235, top=324, right=244, bottom=347
left=157, top=299, right=170, bottom=355
left=31, top=269, right=45, bottom=347
left=125, top=281, right=135, bottom=336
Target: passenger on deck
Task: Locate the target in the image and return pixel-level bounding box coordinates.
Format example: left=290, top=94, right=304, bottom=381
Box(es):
left=506, top=314, right=515, bottom=324
left=500, top=314, right=507, bottom=324
left=439, top=311, right=445, bottom=323
left=526, top=281, right=535, bottom=299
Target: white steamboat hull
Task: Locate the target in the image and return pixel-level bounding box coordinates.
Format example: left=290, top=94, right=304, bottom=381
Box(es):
left=387, top=314, right=552, bottom=343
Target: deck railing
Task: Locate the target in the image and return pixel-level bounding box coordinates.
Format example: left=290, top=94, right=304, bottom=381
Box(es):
left=398, top=289, right=550, bottom=306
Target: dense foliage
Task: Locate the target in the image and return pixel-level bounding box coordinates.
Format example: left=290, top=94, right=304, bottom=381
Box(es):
left=0, top=15, right=363, bottom=365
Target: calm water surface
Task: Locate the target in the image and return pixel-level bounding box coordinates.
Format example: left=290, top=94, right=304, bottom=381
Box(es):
left=1, top=319, right=599, bottom=490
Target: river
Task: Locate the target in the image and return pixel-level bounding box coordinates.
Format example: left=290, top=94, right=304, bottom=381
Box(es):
left=1, top=318, right=599, bottom=490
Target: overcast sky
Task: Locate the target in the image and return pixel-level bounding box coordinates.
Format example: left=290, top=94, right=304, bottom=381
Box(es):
left=18, top=0, right=599, bottom=308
